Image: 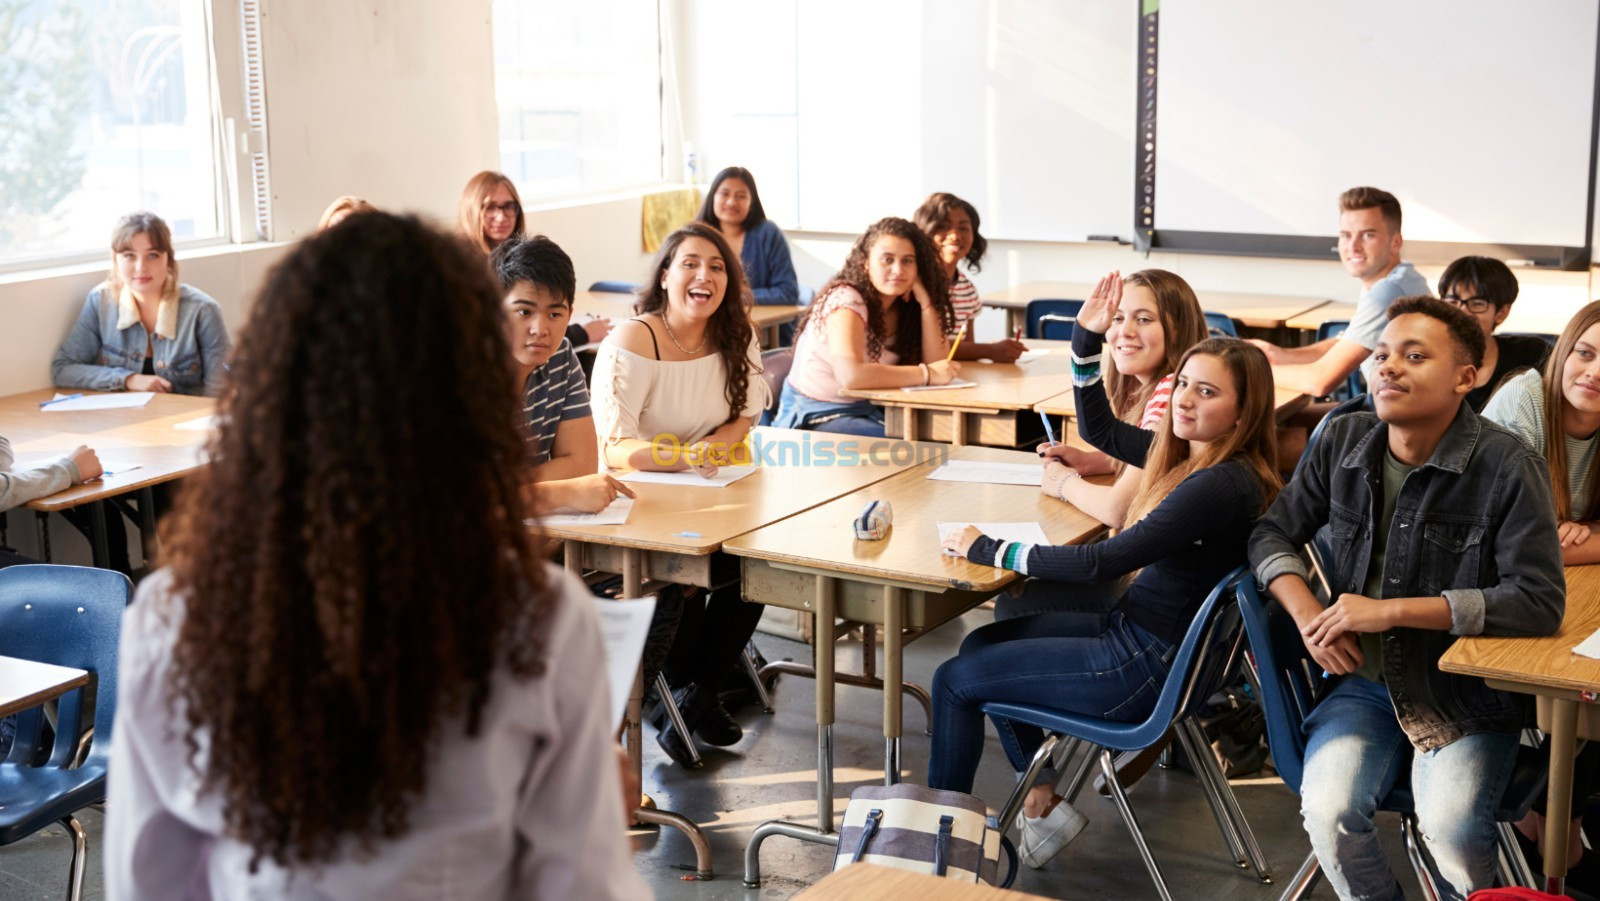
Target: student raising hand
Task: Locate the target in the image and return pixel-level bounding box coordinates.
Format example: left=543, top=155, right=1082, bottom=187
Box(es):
left=1076, top=270, right=1123, bottom=334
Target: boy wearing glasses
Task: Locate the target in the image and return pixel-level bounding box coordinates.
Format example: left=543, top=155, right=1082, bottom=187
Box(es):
left=1435, top=255, right=1549, bottom=411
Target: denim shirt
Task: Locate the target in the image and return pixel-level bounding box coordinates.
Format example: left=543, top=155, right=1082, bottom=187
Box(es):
left=51, top=284, right=231, bottom=397
left=1249, top=404, right=1564, bottom=750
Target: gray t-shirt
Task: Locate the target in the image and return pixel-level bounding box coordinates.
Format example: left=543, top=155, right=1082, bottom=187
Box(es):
left=521, top=339, right=592, bottom=465
left=1349, top=261, right=1431, bottom=385
left=1355, top=448, right=1420, bottom=683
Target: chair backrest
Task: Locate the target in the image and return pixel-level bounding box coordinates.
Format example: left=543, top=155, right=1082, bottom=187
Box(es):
left=761, top=347, right=793, bottom=414
left=1502, top=331, right=1557, bottom=348
left=1024, top=299, right=1083, bottom=340
left=798, top=285, right=816, bottom=306
left=1315, top=318, right=1349, bottom=344
left=588, top=280, right=638, bottom=294
left=1292, top=392, right=1371, bottom=482
left=1236, top=577, right=1321, bottom=795
left=0, top=564, right=132, bottom=769
left=1204, top=311, right=1238, bottom=337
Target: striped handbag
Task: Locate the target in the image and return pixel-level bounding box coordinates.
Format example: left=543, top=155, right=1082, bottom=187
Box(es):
left=832, top=783, right=1017, bottom=887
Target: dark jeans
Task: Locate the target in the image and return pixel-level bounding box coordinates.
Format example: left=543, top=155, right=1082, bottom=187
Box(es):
left=927, top=607, right=1176, bottom=793
left=993, top=577, right=1122, bottom=621
left=662, top=583, right=764, bottom=694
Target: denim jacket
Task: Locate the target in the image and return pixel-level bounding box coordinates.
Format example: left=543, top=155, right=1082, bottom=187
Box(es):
left=51, top=284, right=231, bottom=397
left=1249, top=404, right=1564, bottom=750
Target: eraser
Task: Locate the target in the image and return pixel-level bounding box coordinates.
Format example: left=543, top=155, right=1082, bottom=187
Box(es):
left=853, top=499, right=893, bottom=540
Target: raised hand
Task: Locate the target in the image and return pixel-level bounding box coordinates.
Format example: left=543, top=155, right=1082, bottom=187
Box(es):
left=1076, top=270, right=1123, bottom=335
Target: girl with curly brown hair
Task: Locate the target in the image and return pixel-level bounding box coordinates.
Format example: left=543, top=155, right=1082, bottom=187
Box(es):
left=774, top=217, right=959, bottom=436
left=106, top=213, right=645, bottom=899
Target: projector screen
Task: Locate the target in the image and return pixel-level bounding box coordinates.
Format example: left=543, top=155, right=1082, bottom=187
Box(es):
left=1152, top=0, right=1599, bottom=265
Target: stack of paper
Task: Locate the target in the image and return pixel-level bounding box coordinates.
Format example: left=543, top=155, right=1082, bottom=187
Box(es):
left=902, top=379, right=978, bottom=393
left=41, top=392, right=154, bottom=412
left=536, top=496, right=635, bottom=527
left=926, top=459, right=1044, bottom=487
left=617, top=466, right=757, bottom=488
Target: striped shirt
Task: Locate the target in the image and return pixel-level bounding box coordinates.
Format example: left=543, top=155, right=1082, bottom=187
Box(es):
left=1481, top=367, right=1598, bottom=518
left=947, top=269, right=983, bottom=338
left=1139, top=374, right=1175, bottom=429
left=522, top=340, right=592, bottom=465
left=1071, top=337, right=1175, bottom=429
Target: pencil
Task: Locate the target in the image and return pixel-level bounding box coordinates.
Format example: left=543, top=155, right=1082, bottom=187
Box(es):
left=946, top=326, right=965, bottom=362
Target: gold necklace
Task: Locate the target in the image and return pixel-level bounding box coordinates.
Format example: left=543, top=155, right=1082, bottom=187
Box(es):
left=659, top=311, right=708, bottom=355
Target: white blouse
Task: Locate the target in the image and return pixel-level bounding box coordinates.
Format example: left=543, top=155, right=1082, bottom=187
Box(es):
left=590, top=331, right=768, bottom=449
left=106, top=565, right=649, bottom=901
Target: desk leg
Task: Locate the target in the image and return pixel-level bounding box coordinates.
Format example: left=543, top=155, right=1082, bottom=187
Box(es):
left=1546, top=699, right=1578, bottom=894
left=883, top=585, right=904, bottom=784
left=88, top=502, right=110, bottom=570
left=35, top=512, right=51, bottom=562
left=950, top=413, right=967, bottom=447
left=137, top=487, right=158, bottom=565
left=563, top=539, right=582, bottom=577
left=904, top=409, right=920, bottom=443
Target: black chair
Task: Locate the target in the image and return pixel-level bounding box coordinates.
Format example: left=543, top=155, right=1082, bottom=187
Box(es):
left=588, top=280, right=638, bottom=294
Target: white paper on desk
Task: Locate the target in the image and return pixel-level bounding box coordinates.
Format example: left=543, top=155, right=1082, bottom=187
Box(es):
left=938, top=521, right=1050, bottom=557
left=902, top=379, right=977, bottom=393
left=593, top=595, right=657, bottom=731
left=43, top=392, right=155, bottom=412
left=97, top=460, right=142, bottom=477
left=927, top=459, right=1044, bottom=487
left=536, top=496, right=634, bottom=527
left=617, top=466, right=757, bottom=488
left=174, top=415, right=217, bottom=431
left=1573, top=628, right=1600, bottom=660
left=1014, top=349, right=1053, bottom=364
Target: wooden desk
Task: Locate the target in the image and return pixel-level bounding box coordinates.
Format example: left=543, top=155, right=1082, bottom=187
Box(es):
left=727, top=444, right=1103, bottom=886
left=0, top=389, right=214, bottom=566
left=1440, top=564, right=1600, bottom=894
left=0, top=655, right=89, bottom=718
left=539, top=427, right=927, bottom=879
left=795, top=863, right=1053, bottom=899
left=1033, top=385, right=1309, bottom=425
left=838, top=340, right=1074, bottom=447
left=978, top=280, right=1330, bottom=334
left=1285, top=301, right=1356, bottom=332
left=574, top=290, right=806, bottom=348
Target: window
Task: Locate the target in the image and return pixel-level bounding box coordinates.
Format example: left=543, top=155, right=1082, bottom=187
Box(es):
left=492, top=0, right=665, bottom=200
left=1, top=0, right=227, bottom=266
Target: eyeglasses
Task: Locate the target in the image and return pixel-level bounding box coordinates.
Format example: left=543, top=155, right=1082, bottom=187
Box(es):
left=1441, top=294, right=1493, bottom=314
left=482, top=201, right=520, bottom=218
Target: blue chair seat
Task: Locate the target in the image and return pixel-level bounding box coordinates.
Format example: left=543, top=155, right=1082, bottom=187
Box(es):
left=0, top=762, right=107, bottom=845
left=587, top=280, right=638, bottom=294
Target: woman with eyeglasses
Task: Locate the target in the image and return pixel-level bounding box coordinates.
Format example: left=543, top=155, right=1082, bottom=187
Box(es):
left=1438, top=255, right=1549, bottom=411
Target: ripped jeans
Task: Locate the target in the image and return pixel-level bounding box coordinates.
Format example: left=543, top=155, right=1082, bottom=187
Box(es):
left=926, top=607, right=1176, bottom=793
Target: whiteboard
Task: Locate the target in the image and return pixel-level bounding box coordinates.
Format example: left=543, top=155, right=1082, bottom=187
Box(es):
left=699, top=0, right=1135, bottom=242
left=1153, top=0, right=1598, bottom=250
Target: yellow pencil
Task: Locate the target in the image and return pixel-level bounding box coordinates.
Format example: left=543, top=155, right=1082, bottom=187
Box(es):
left=945, top=324, right=965, bottom=362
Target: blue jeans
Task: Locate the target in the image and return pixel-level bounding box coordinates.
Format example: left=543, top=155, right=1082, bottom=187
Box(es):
left=993, top=577, right=1122, bottom=621
left=1299, top=675, right=1518, bottom=901
left=926, top=608, right=1175, bottom=793
left=773, top=380, right=886, bottom=437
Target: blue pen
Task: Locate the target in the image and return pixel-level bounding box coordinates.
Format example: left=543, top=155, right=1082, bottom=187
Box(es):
left=1039, top=412, right=1057, bottom=447
left=676, top=531, right=701, bottom=538
left=40, top=394, right=82, bottom=408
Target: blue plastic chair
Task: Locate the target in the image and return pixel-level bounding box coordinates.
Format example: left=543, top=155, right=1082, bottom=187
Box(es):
left=587, top=280, right=638, bottom=294
left=982, top=566, right=1269, bottom=900
left=1024, top=299, right=1083, bottom=340
left=1313, top=319, right=1364, bottom=401
left=0, top=564, right=133, bottom=900
left=1205, top=311, right=1239, bottom=337
left=1236, top=578, right=1543, bottom=899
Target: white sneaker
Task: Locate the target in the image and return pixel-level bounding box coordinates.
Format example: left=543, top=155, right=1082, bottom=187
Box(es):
left=1014, top=801, right=1088, bottom=869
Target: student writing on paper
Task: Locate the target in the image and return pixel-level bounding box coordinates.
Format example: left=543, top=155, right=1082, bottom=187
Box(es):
left=490, top=235, right=634, bottom=514
left=589, top=222, right=770, bottom=767
left=697, top=166, right=800, bottom=313
left=930, top=338, right=1281, bottom=869
left=774, top=217, right=958, bottom=436
left=105, top=213, right=645, bottom=900
left=1251, top=299, right=1562, bottom=901
left=1482, top=299, right=1600, bottom=878
left=1041, top=269, right=1207, bottom=533
left=913, top=192, right=1026, bottom=362
left=52, top=212, right=232, bottom=397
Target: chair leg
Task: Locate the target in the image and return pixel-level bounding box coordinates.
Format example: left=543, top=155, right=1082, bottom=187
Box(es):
left=1399, top=814, right=1443, bottom=901
left=741, top=643, right=775, bottom=714
left=996, top=733, right=1062, bottom=833
left=1175, top=719, right=1249, bottom=869
left=1178, top=717, right=1274, bottom=882
left=1497, top=820, right=1539, bottom=888
left=1060, top=739, right=1100, bottom=805
left=1277, top=851, right=1322, bottom=901
left=1099, top=748, right=1174, bottom=901
left=653, top=673, right=703, bottom=768
left=60, top=814, right=86, bottom=901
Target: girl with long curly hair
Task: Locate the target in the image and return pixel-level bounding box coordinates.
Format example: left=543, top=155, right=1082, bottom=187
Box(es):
left=774, top=216, right=958, bottom=436
left=589, top=221, right=770, bottom=767
left=105, top=213, right=645, bottom=899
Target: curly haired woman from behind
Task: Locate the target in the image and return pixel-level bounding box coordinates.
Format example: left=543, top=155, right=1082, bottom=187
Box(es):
left=105, top=214, right=647, bottom=899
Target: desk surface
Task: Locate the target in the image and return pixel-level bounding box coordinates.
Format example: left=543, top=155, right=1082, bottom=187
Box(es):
left=979, top=280, right=1330, bottom=329
left=574, top=290, right=804, bottom=331
left=1440, top=565, right=1600, bottom=694
left=0, top=654, right=90, bottom=718
left=1033, top=385, right=1310, bottom=423
left=838, top=340, right=1074, bottom=412
left=795, top=864, right=1054, bottom=900
left=534, top=428, right=927, bottom=553
left=723, top=445, right=1104, bottom=594
left=0, top=389, right=214, bottom=511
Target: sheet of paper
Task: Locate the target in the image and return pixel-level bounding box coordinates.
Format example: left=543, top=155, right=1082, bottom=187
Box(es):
left=1014, top=349, right=1054, bottom=364
left=42, top=392, right=155, bottom=412
left=97, top=460, right=142, bottom=477
left=592, top=595, right=658, bottom=731
left=174, top=415, right=218, bottom=431
left=535, top=496, right=634, bottom=527
left=926, top=459, right=1044, bottom=487
left=937, top=521, right=1051, bottom=557
left=1574, top=627, right=1600, bottom=660
left=617, top=465, right=757, bottom=488
left=902, top=378, right=978, bottom=393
